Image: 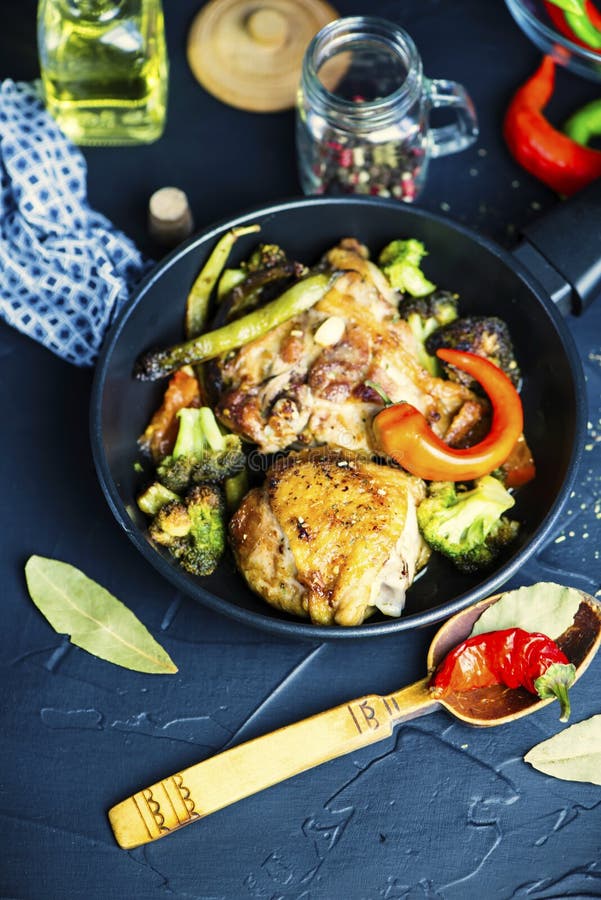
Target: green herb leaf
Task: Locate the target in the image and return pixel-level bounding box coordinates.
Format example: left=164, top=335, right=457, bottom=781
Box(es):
left=24, top=556, right=177, bottom=674
left=470, top=582, right=581, bottom=640
left=524, top=715, right=601, bottom=784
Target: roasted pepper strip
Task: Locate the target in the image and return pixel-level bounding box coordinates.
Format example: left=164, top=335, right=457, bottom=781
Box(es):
left=501, top=432, right=536, bottom=488
left=430, top=628, right=576, bottom=721
left=138, top=365, right=202, bottom=462
left=371, top=349, right=523, bottom=482
left=503, top=56, right=601, bottom=195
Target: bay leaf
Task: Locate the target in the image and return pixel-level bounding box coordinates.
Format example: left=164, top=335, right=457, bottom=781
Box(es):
left=24, top=556, right=177, bottom=674
left=524, top=715, right=601, bottom=784
left=470, top=582, right=581, bottom=640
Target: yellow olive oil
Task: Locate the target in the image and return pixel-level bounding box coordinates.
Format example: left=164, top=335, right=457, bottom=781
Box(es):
left=37, top=0, right=168, bottom=145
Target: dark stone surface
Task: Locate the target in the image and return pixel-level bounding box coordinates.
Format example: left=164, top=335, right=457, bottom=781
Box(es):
left=1, top=2, right=600, bottom=898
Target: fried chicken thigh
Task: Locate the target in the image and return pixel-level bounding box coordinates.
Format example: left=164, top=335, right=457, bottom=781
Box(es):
left=229, top=450, right=430, bottom=626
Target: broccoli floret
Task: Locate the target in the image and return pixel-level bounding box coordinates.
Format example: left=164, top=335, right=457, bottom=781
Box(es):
left=246, top=243, right=289, bottom=272
left=425, top=316, right=521, bottom=388
left=149, top=485, right=226, bottom=577
left=481, top=516, right=520, bottom=561
left=224, top=467, right=249, bottom=512
left=137, top=482, right=180, bottom=516
left=179, top=485, right=226, bottom=575
left=378, top=239, right=437, bottom=297
left=156, top=455, right=196, bottom=493
left=157, top=407, right=246, bottom=492
left=417, top=476, right=519, bottom=574
left=398, top=290, right=459, bottom=375
left=149, top=500, right=193, bottom=545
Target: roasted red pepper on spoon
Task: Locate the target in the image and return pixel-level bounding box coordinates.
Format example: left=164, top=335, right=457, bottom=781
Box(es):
left=503, top=55, right=601, bottom=195
left=430, top=628, right=576, bottom=721
left=371, top=348, right=524, bottom=482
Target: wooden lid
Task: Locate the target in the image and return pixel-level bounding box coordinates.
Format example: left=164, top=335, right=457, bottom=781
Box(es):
left=187, top=0, right=339, bottom=113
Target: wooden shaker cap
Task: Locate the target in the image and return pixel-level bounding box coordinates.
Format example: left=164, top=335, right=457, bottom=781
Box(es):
left=187, top=0, right=339, bottom=113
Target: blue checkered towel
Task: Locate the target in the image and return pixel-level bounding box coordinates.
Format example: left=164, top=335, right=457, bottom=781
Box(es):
left=0, top=80, right=151, bottom=366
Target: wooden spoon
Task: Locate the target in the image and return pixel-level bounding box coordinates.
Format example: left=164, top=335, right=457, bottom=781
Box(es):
left=108, top=590, right=601, bottom=849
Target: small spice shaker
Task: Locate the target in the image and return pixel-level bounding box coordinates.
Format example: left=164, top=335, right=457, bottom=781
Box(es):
left=296, top=16, right=478, bottom=202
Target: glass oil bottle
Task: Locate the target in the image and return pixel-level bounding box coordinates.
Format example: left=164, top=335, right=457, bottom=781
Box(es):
left=37, top=0, right=168, bottom=145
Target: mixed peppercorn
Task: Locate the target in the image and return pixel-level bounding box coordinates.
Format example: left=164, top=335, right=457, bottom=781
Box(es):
left=312, top=134, right=422, bottom=201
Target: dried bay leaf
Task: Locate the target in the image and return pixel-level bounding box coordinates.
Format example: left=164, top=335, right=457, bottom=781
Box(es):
left=470, top=582, right=581, bottom=640
left=524, top=715, right=601, bottom=784
left=25, top=556, right=177, bottom=674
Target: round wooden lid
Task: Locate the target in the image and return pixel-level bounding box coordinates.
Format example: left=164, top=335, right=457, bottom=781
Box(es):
left=187, top=0, right=339, bottom=113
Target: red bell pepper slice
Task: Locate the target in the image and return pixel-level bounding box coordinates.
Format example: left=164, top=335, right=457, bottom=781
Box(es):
left=371, top=349, right=524, bottom=483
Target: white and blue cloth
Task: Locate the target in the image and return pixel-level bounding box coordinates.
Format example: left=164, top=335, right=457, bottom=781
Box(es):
left=0, top=80, right=150, bottom=366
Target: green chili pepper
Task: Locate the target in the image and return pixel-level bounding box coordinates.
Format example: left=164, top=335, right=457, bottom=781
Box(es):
left=565, top=8, right=601, bottom=45
left=564, top=98, right=601, bottom=145
left=547, top=0, right=586, bottom=12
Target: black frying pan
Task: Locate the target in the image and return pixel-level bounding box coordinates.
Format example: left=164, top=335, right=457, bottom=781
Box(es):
left=90, top=186, right=600, bottom=639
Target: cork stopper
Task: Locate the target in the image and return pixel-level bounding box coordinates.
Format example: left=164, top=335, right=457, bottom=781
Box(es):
left=148, top=187, right=194, bottom=247
left=187, top=0, right=339, bottom=113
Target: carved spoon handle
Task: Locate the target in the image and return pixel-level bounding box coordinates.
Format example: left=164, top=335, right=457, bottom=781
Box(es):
left=109, top=677, right=437, bottom=848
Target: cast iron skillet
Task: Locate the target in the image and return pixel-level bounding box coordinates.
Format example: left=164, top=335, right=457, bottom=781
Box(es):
left=90, top=187, right=600, bottom=640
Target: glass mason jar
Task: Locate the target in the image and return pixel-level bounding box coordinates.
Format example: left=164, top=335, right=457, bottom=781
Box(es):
left=37, top=0, right=168, bottom=145
left=296, top=16, right=478, bottom=201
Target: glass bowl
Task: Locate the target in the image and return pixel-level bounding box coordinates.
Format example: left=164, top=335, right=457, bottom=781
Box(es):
left=505, top=0, right=601, bottom=81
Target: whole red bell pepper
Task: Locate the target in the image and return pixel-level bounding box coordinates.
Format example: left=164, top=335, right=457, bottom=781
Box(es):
left=503, top=55, right=601, bottom=195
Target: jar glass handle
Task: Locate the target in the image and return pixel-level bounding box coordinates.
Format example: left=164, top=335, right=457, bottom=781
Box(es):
left=425, top=78, right=479, bottom=158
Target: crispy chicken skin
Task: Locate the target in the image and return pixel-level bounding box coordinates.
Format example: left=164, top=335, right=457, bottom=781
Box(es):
left=229, top=449, right=430, bottom=626
left=211, top=240, right=480, bottom=454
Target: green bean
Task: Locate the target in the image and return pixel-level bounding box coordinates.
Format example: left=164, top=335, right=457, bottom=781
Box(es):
left=222, top=264, right=299, bottom=320
left=135, top=273, right=331, bottom=381
left=217, top=267, right=246, bottom=301
left=185, top=224, right=261, bottom=340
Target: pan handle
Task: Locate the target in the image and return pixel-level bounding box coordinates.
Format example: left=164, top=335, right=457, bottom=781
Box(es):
left=512, top=178, right=601, bottom=316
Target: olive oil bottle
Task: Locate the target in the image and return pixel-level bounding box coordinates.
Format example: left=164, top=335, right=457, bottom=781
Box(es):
left=37, top=0, right=168, bottom=145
